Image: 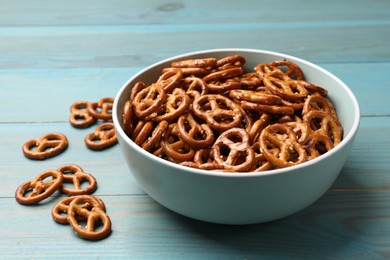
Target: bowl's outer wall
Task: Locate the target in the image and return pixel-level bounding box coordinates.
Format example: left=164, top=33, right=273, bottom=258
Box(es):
left=114, top=49, right=360, bottom=224
left=117, top=131, right=356, bottom=224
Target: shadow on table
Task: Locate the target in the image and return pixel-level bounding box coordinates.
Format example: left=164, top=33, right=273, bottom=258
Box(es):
left=167, top=188, right=376, bottom=259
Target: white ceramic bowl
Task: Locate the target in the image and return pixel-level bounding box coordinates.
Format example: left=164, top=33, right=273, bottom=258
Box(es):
left=113, top=49, right=360, bottom=225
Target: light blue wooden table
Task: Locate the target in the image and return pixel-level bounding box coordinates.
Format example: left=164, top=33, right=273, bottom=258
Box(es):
left=1, top=1, right=389, bottom=259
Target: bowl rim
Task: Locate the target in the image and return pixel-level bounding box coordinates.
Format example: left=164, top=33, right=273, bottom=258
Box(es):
left=113, top=48, right=360, bottom=178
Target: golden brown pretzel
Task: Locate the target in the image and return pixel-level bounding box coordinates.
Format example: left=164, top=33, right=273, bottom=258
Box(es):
left=203, top=67, right=244, bottom=83
left=247, top=114, right=272, bottom=143
left=144, top=121, right=169, bottom=152
left=22, top=132, right=68, bottom=160
left=254, top=63, right=281, bottom=82
left=207, top=79, right=241, bottom=93
left=133, top=83, right=166, bottom=120
left=192, top=94, right=242, bottom=132
left=237, top=104, right=253, bottom=134
left=263, top=70, right=310, bottom=102
left=304, top=83, right=328, bottom=97
left=121, top=55, right=344, bottom=172
left=163, top=67, right=211, bottom=77
left=260, top=123, right=307, bottom=168
left=250, top=142, right=274, bottom=172
left=85, top=122, right=118, bottom=150
left=87, top=97, right=114, bottom=121
left=280, top=99, right=305, bottom=112
left=57, top=164, right=97, bottom=196
left=156, top=68, right=183, bottom=92
left=171, top=57, right=217, bottom=68
left=212, top=128, right=255, bottom=172
left=229, top=89, right=283, bottom=105
left=186, top=89, right=202, bottom=107
left=152, top=88, right=191, bottom=122
left=133, top=120, right=153, bottom=146
left=67, top=195, right=111, bottom=240
left=180, top=161, right=225, bottom=170
left=270, top=60, right=304, bottom=80
left=182, top=76, right=209, bottom=96
left=216, top=55, right=246, bottom=68
left=177, top=112, right=214, bottom=149
left=230, top=89, right=296, bottom=115
left=240, top=72, right=262, bottom=89
left=240, top=100, right=295, bottom=115
left=266, top=70, right=328, bottom=101
left=15, top=170, right=63, bottom=205
left=305, top=133, right=335, bottom=160
left=133, top=120, right=168, bottom=152
left=169, top=58, right=216, bottom=77
left=130, top=81, right=146, bottom=101
left=122, top=100, right=135, bottom=137
left=303, top=93, right=338, bottom=119
left=69, top=101, right=97, bottom=128
left=183, top=148, right=225, bottom=170
left=303, top=110, right=343, bottom=145
left=193, top=148, right=214, bottom=164
left=160, top=123, right=195, bottom=162
left=283, top=121, right=312, bottom=145
left=52, top=195, right=105, bottom=224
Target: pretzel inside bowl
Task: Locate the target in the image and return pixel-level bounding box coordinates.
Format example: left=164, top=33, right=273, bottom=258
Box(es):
left=120, top=55, right=344, bottom=172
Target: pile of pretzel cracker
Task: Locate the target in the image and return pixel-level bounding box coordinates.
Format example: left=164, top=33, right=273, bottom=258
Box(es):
left=16, top=97, right=117, bottom=241
left=122, top=55, right=343, bottom=172
left=15, top=164, right=111, bottom=240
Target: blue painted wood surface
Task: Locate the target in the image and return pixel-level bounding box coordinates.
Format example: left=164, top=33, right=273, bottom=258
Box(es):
left=1, top=1, right=389, bottom=259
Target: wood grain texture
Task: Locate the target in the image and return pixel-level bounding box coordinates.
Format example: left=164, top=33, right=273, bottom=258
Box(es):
left=0, top=68, right=141, bottom=122
left=332, top=117, right=390, bottom=190
left=2, top=191, right=390, bottom=259
left=0, top=24, right=388, bottom=69
left=1, top=0, right=389, bottom=258
left=0, top=0, right=388, bottom=26
left=1, top=63, right=389, bottom=124
left=2, top=116, right=389, bottom=197
left=1, top=122, right=144, bottom=198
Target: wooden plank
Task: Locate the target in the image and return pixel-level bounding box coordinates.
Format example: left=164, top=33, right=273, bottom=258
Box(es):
left=0, top=1, right=387, bottom=259
left=321, top=62, right=390, bottom=117
left=332, top=116, right=390, bottom=190
left=0, top=0, right=388, bottom=26
left=1, top=122, right=145, bottom=198
left=0, top=63, right=389, bottom=124
left=1, top=116, right=389, bottom=198
left=0, top=24, right=389, bottom=69
left=2, top=190, right=390, bottom=258
left=0, top=67, right=141, bottom=123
